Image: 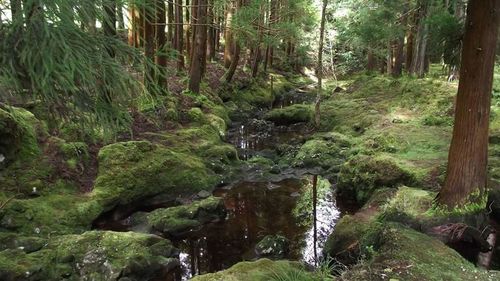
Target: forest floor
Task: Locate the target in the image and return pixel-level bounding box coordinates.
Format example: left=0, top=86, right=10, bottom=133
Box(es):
left=1, top=64, right=500, bottom=281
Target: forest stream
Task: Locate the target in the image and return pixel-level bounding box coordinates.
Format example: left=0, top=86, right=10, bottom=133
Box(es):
left=94, top=85, right=345, bottom=280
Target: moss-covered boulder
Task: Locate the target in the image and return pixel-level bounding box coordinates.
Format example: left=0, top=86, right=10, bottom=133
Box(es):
left=255, top=235, right=290, bottom=258
left=0, top=231, right=179, bottom=281
left=264, top=104, right=313, bottom=125
left=92, top=141, right=219, bottom=213
left=0, top=106, right=42, bottom=167
left=293, top=132, right=352, bottom=170
left=191, top=259, right=317, bottom=281
left=337, top=154, right=415, bottom=205
left=147, top=196, right=226, bottom=237
left=340, top=223, right=500, bottom=281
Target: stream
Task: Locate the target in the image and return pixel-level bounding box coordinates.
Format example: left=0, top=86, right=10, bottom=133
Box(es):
left=96, top=86, right=344, bottom=280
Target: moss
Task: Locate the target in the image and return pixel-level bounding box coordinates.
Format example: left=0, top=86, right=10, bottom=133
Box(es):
left=0, top=106, right=42, bottom=165
left=0, top=191, right=102, bottom=236
left=147, top=196, right=226, bottom=236
left=92, top=141, right=219, bottom=212
left=201, top=144, right=239, bottom=164
left=191, top=259, right=312, bottom=281
left=293, top=132, right=352, bottom=170
left=0, top=231, right=179, bottom=280
left=264, top=104, right=313, bottom=125
left=341, top=223, right=500, bottom=281
left=337, top=154, right=415, bottom=205
left=187, top=107, right=206, bottom=123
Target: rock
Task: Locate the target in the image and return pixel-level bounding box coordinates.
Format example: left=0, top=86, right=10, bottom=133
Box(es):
left=264, top=104, right=313, bottom=125
left=293, top=132, right=352, bottom=169
left=255, top=235, right=290, bottom=258
left=340, top=223, right=500, bottom=281
left=333, top=86, right=345, bottom=93
left=0, top=231, right=180, bottom=281
left=93, top=141, right=219, bottom=214
left=337, top=155, right=415, bottom=205
left=147, top=196, right=226, bottom=237
left=197, top=190, right=212, bottom=199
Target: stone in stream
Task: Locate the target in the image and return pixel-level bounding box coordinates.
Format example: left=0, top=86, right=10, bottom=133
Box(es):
left=255, top=235, right=290, bottom=258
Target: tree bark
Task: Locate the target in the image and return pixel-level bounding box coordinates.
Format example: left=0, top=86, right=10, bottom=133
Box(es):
left=437, top=0, right=500, bottom=208
left=156, top=0, right=168, bottom=88
left=188, top=0, right=208, bottom=93
left=224, top=0, right=236, bottom=68
left=175, top=0, right=185, bottom=71
left=367, top=49, right=376, bottom=72
left=144, top=1, right=156, bottom=91
left=167, top=0, right=174, bottom=44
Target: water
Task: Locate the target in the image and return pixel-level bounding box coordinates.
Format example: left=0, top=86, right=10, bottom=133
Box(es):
left=174, top=177, right=340, bottom=280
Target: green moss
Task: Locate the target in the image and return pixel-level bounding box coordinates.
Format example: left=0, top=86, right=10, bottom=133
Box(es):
left=92, top=141, right=219, bottom=211
left=0, top=106, right=42, bottom=164
left=341, top=223, right=500, bottom=281
left=293, top=132, right=352, bottom=170
left=264, top=104, right=313, bottom=125
left=337, top=154, right=415, bottom=204
left=187, top=107, right=206, bottom=123
left=201, top=144, right=239, bottom=164
left=147, top=196, right=226, bottom=236
left=0, top=231, right=179, bottom=280
left=191, top=259, right=313, bottom=281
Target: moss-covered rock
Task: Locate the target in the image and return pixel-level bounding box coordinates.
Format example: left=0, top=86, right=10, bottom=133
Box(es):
left=337, top=154, right=415, bottom=205
left=92, top=141, right=219, bottom=212
left=293, top=132, right=352, bottom=170
left=0, top=106, right=42, bottom=167
left=191, top=259, right=316, bottom=281
left=147, top=196, right=226, bottom=237
left=264, top=104, right=313, bottom=125
left=0, top=231, right=179, bottom=281
left=255, top=235, right=290, bottom=258
left=340, top=223, right=500, bottom=281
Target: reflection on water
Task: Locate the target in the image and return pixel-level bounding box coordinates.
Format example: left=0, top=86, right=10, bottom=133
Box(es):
left=174, top=176, right=340, bottom=280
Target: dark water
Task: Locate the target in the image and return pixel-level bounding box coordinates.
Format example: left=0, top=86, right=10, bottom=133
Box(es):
left=175, top=177, right=339, bottom=280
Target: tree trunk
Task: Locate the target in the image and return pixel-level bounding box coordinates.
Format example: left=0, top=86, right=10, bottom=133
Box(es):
left=188, top=0, right=208, bottom=93
left=437, top=0, right=500, bottom=208
left=175, top=0, right=185, bottom=71
left=156, top=0, right=168, bottom=88
left=207, top=0, right=216, bottom=61
left=167, top=0, right=174, bottom=44
left=144, top=1, right=156, bottom=91
left=185, top=0, right=191, bottom=62
left=224, top=0, right=235, bottom=68
left=392, top=37, right=404, bottom=77
left=315, top=0, right=328, bottom=128
left=367, top=49, right=376, bottom=71
left=386, top=41, right=393, bottom=75
left=223, top=43, right=241, bottom=83
left=410, top=1, right=429, bottom=78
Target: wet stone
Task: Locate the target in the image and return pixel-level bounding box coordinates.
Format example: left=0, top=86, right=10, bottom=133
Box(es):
left=255, top=235, right=290, bottom=258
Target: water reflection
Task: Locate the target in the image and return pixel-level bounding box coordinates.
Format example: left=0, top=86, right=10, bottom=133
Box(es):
left=174, top=176, right=340, bottom=280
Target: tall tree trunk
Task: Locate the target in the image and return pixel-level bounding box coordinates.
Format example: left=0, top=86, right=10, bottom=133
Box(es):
left=392, top=5, right=407, bottom=77
left=189, top=0, right=208, bottom=93
left=175, top=0, right=185, bottom=71
left=386, top=41, right=393, bottom=75
left=315, top=0, right=328, bottom=128
left=156, top=0, right=168, bottom=87
left=224, top=0, right=236, bottom=68
left=144, top=1, right=156, bottom=91
left=167, top=0, right=174, bottom=44
left=411, top=1, right=429, bottom=77
left=207, top=0, right=216, bottom=61
left=437, top=0, right=500, bottom=208
left=185, top=0, right=191, bottom=62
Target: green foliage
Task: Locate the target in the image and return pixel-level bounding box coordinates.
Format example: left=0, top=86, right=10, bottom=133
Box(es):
left=0, top=0, right=165, bottom=135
